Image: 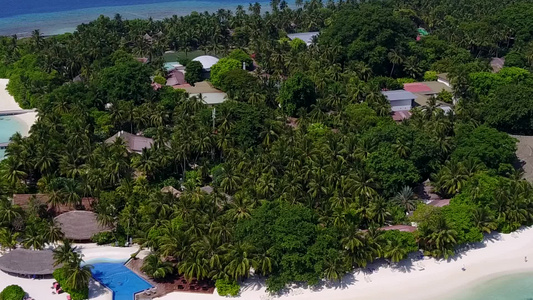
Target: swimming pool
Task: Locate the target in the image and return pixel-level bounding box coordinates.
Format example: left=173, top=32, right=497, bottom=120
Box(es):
left=90, top=263, right=153, bottom=300
left=0, top=116, right=26, bottom=160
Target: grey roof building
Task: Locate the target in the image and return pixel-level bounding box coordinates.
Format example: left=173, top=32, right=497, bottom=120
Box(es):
left=105, top=131, right=154, bottom=154
left=0, top=249, right=57, bottom=275
left=54, top=211, right=112, bottom=242
left=381, top=90, right=416, bottom=112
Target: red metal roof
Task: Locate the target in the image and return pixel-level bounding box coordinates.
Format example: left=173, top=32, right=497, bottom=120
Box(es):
left=404, top=83, right=433, bottom=93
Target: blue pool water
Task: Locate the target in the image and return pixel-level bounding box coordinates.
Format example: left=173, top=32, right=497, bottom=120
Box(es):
left=0, top=116, right=26, bottom=160
left=454, top=272, right=533, bottom=300
left=90, top=263, right=153, bottom=300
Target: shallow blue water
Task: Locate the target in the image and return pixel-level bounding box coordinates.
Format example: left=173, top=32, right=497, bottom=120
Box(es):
left=0, top=0, right=285, bottom=36
left=454, top=272, right=533, bottom=300
left=91, top=262, right=153, bottom=300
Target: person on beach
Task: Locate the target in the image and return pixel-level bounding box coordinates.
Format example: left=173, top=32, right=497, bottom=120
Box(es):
left=525, top=256, right=528, bottom=262
left=461, top=264, right=466, bottom=271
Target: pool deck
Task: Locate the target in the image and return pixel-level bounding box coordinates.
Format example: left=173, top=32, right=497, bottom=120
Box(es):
left=125, top=258, right=215, bottom=299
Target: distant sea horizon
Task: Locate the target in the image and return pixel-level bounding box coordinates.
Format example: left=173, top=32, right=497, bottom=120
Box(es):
left=0, top=0, right=289, bottom=37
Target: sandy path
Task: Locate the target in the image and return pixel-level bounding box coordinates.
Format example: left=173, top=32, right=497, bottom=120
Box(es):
left=157, top=227, right=533, bottom=300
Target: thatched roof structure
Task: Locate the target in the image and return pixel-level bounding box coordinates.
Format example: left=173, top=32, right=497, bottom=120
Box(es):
left=12, top=194, right=95, bottom=214
left=379, top=225, right=417, bottom=233
left=161, top=186, right=181, bottom=198
left=54, top=211, right=111, bottom=241
left=0, top=249, right=57, bottom=275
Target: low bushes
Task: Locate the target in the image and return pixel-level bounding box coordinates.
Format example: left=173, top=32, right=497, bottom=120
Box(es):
left=215, top=279, right=240, bottom=297
left=53, top=268, right=89, bottom=300
left=0, top=285, right=25, bottom=300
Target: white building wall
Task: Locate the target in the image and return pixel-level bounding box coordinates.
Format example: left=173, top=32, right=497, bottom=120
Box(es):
left=390, top=99, right=413, bottom=111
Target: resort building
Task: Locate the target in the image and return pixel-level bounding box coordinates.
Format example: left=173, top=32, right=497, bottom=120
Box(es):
left=11, top=194, right=95, bottom=214
left=381, top=90, right=416, bottom=111
left=0, top=248, right=57, bottom=278
left=174, top=81, right=228, bottom=105
left=403, top=81, right=455, bottom=107
left=54, top=211, right=111, bottom=242
left=287, top=32, right=319, bottom=45
left=437, top=73, right=451, bottom=87
left=192, top=55, right=219, bottom=73
left=105, top=131, right=154, bottom=154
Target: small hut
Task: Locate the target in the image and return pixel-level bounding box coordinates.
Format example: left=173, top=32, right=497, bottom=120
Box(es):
left=0, top=249, right=57, bottom=277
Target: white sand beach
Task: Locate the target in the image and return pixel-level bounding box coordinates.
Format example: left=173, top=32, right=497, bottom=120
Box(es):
left=157, top=227, right=533, bottom=300
left=0, top=78, right=37, bottom=137
left=0, top=79, right=22, bottom=111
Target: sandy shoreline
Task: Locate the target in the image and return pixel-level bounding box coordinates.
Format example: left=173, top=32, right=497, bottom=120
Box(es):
left=156, top=227, right=533, bottom=300
left=0, top=78, right=37, bottom=138
left=0, top=229, right=530, bottom=299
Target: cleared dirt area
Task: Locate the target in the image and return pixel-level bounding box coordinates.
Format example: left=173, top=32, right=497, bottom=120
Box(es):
left=513, top=135, right=533, bottom=182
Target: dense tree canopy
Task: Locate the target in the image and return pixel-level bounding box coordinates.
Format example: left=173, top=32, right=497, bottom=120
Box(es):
left=1, top=0, right=533, bottom=294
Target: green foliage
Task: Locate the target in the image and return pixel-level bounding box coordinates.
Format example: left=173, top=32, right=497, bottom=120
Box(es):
left=320, top=3, right=416, bottom=75
left=423, top=71, right=438, bottom=81
left=380, top=230, right=418, bottom=262
left=215, top=279, right=240, bottom=296
left=366, top=147, right=421, bottom=196
left=442, top=202, right=483, bottom=245
left=435, top=90, right=453, bottom=104
left=0, top=285, right=25, bottom=300
left=94, top=59, right=152, bottom=104
left=153, top=75, right=167, bottom=85
left=220, top=69, right=259, bottom=102
left=483, top=84, right=533, bottom=134
left=53, top=268, right=89, bottom=300
left=452, top=125, right=517, bottom=170
left=278, top=72, right=316, bottom=116
left=141, top=254, right=174, bottom=279
left=289, top=38, right=307, bottom=52
left=210, top=58, right=241, bottom=88
left=227, top=49, right=253, bottom=70
left=185, top=60, right=203, bottom=85
left=91, top=231, right=115, bottom=245
left=7, top=54, right=62, bottom=108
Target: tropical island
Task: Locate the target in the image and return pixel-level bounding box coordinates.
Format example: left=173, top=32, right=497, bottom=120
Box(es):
left=1, top=0, right=533, bottom=299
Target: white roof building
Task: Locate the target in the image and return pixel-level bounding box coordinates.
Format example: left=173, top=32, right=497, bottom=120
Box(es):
left=192, top=55, right=219, bottom=71
left=287, top=32, right=319, bottom=45
left=191, top=93, right=227, bottom=105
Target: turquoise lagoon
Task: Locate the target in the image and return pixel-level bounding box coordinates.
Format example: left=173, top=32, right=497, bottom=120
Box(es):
left=0, top=116, right=26, bottom=160
left=453, top=272, right=533, bottom=300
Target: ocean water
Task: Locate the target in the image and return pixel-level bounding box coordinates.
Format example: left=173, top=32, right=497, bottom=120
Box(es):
left=454, top=272, right=533, bottom=300
left=0, top=0, right=283, bottom=36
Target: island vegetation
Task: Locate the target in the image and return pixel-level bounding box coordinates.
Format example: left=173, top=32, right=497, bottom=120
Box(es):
left=1, top=0, right=533, bottom=294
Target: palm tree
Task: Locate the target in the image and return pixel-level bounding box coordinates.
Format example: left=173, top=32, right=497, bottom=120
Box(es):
left=65, top=254, right=93, bottom=290
left=384, top=240, right=408, bottom=263
left=393, top=186, right=418, bottom=214
left=224, top=242, right=255, bottom=281
left=0, top=228, right=19, bottom=250
left=53, top=240, right=78, bottom=266
left=141, top=254, right=174, bottom=279
left=472, top=207, right=497, bottom=233
left=433, top=159, right=470, bottom=197
left=43, top=221, right=64, bottom=245
left=387, top=49, right=403, bottom=77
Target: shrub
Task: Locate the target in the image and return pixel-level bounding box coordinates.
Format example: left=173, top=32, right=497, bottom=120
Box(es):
left=397, top=77, right=415, bottom=84
left=185, top=60, right=203, bottom=85
left=228, top=49, right=253, bottom=70
left=216, top=279, right=240, bottom=296
left=424, top=70, right=438, bottom=81
left=435, top=90, right=453, bottom=103
left=0, top=285, right=25, bottom=300
left=210, top=58, right=241, bottom=88
left=91, top=231, right=115, bottom=245
left=52, top=269, right=89, bottom=300
left=153, top=75, right=166, bottom=85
